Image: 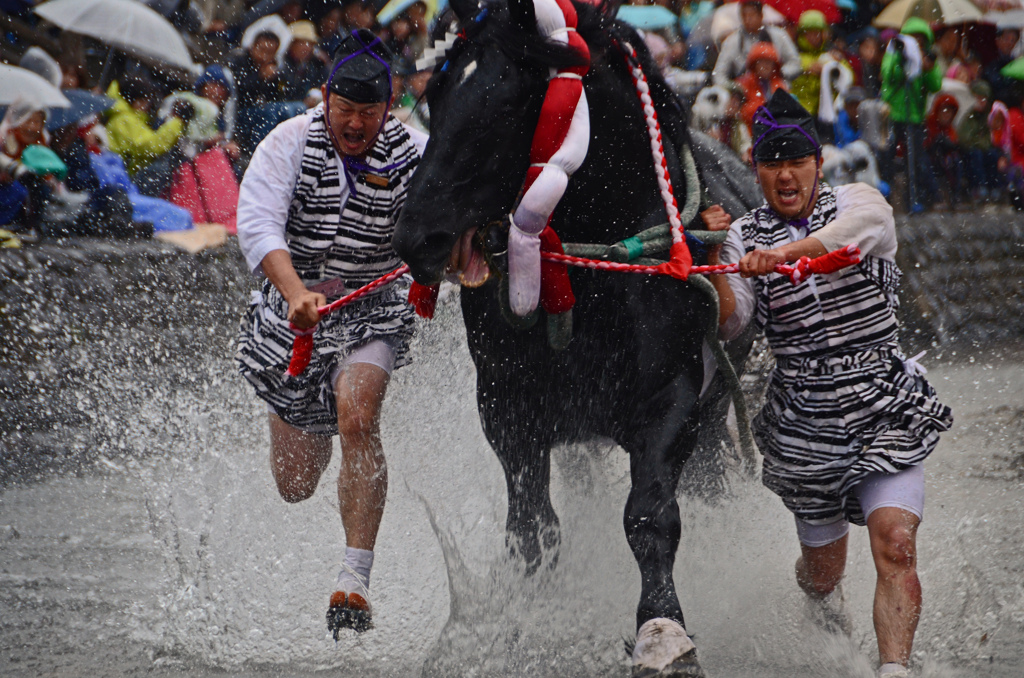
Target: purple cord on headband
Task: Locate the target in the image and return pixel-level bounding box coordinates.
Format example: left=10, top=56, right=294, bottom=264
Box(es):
left=751, top=106, right=821, bottom=160
left=751, top=105, right=822, bottom=228
left=324, top=31, right=409, bottom=193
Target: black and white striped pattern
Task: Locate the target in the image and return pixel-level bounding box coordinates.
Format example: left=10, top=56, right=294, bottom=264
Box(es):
left=287, top=109, right=420, bottom=288
left=235, top=110, right=419, bottom=435
left=738, top=184, right=953, bottom=525
left=739, top=186, right=902, bottom=358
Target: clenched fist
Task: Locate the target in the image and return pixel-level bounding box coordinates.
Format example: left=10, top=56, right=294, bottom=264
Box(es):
left=286, top=289, right=327, bottom=329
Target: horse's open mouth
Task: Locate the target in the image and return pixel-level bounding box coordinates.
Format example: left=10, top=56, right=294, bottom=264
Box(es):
left=446, top=226, right=491, bottom=288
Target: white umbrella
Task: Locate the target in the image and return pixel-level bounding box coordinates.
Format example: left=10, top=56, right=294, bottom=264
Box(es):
left=983, top=8, right=1024, bottom=27
left=711, top=2, right=787, bottom=45
left=873, top=0, right=985, bottom=29
left=34, top=0, right=196, bottom=72
left=0, top=64, right=71, bottom=108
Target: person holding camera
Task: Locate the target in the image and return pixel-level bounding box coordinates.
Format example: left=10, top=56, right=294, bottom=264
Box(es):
left=880, top=18, right=942, bottom=214
left=105, top=74, right=195, bottom=198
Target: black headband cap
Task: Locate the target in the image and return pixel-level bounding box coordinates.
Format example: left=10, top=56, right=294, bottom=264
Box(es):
left=328, top=29, right=395, bottom=104
left=752, top=90, right=820, bottom=162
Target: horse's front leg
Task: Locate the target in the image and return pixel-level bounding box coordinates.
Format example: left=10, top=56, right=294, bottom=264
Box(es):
left=501, top=439, right=560, bottom=573
left=479, top=392, right=560, bottom=573
left=620, top=371, right=705, bottom=678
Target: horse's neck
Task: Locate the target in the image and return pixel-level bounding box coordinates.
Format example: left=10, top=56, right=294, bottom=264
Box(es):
left=557, top=60, right=680, bottom=245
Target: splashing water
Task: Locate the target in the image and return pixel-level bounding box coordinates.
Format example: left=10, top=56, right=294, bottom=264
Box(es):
left=2, top=248, right=1023, bottom=677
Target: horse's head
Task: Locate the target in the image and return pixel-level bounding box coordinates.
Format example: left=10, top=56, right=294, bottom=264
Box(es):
left=392, top=0, right=592, bottom=285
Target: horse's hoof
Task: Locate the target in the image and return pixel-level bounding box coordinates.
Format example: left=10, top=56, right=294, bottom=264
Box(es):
left=327, top=590, right=373, bottom=638
left=631, top=649, right=705, bottom=677
left=631, top=618, right=705, bottom=678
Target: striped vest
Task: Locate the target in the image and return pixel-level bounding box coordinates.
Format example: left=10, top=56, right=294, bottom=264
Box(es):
left=737, top=184, right=902, bottom=358
left=286, top=107, right=420, bottom=289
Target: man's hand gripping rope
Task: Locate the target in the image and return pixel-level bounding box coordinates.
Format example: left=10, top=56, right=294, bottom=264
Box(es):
left=286, top=265, right=410, bottom=377
left=285, top=244, right=861, bottom=377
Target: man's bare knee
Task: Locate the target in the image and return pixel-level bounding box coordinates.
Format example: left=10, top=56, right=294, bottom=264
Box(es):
left=273, top=466, right=322, bottom=503
left=268, top=415, right=332, bottom=504
left=337, top=403, right=380, bottom=443
left=873, top=524, right=917, bottom=574
left=796, top=555, right=843, bottom=597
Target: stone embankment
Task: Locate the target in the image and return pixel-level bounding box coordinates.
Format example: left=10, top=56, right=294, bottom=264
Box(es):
left=0, top=239, right=252, bottom=484
left=896, top=210, right=1024, bottom=348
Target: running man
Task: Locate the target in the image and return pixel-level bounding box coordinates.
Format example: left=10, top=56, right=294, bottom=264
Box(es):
left=235, top=29, right=426, bottom=637
left=708, top=91, right=953, bottom=678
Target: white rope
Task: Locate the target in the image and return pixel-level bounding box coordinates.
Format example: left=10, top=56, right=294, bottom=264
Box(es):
left=622, top=43, right=685, bottom=247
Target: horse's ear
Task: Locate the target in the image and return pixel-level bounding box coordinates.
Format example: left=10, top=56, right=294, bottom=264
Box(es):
left=449, top=0, right=480, bottom=23
left=508, top=0, right=537, bottom=33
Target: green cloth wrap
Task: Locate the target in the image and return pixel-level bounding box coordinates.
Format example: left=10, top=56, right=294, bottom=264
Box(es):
left=620, top=236, right=645, bottom=260
left=20, top=145, right=67, bottom=181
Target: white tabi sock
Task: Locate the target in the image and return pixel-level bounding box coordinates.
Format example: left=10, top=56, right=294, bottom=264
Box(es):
left=336, top=547, right=374, bottom=594
left=877, top=662, right=909, bottom=677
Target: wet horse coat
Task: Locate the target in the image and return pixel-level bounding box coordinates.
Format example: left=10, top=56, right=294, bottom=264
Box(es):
left=393, top=0, right=747, bottom=650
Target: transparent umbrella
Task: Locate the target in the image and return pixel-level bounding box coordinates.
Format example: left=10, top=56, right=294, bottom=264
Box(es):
left=0, top=64, right=71, bottom=108
left=873, top=0, right=985, bottom=28
left=710, top=2, right=787, bottom=44
left=33, top=0, right=197, bottom=73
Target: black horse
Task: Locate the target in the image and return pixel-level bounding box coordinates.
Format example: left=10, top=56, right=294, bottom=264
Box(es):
left=393, top=1, right=756, bottom=673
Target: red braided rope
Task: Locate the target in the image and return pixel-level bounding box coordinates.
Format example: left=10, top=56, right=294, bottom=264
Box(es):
left=285, top=265, right=410, bottom=377
left=542, top=242, right=861, bottom=284
left=285, top=247, right=862, bottom=376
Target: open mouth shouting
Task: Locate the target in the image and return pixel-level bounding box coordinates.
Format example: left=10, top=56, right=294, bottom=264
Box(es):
left=339, top=129, right=368, bottom=155
left=776, top=186, right=803, bottom=209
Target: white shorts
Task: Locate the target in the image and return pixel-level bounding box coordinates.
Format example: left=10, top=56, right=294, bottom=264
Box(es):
left=266, top=338, right=397, bottom=414
left=794, top=464, right=925, bottom=547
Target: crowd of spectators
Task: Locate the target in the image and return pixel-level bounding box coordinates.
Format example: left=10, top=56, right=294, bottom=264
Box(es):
left=643, top=0, right=1024, bottom=214
left=3, top=0, right=1024, bottom=246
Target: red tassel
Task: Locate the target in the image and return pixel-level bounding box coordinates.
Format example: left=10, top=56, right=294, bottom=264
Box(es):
left=657, top=241, right=693, bottom=281
left=808, top=243, right=862, bottom=275
left=287, top=333, right=315, bottom=377
left=539, top=227, right=575, bottom=314
left=408, top=281, right=439, bottom=319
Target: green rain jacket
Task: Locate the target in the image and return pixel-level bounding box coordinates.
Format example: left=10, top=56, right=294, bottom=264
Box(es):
left=104, top=82, right=184, bottom=176
left=880, top=20, right=943, bottom=125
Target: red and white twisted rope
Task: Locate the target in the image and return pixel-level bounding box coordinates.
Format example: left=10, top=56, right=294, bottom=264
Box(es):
left=619, top=42, right=693, bottom=280
left=542, top=243, right=862, bottom=285
left=621, top=42, right=683, bottom=248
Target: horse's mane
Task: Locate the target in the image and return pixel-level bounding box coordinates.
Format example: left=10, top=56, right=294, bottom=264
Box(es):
left=426, top=1, right=691, bottom=147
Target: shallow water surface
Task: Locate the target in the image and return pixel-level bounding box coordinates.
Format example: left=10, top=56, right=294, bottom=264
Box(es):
left=1, top=288, right=1023, bottom=677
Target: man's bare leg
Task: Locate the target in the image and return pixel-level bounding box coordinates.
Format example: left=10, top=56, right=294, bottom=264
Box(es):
left=796, top=534, right=848, bottom=598
left=334, top=362, right=390, bottom=551
left=327, top=362, right=390, bottom=635
left=269, top=414, right=333, bottom=502
left=795, top=533, right=855, bottom=636
left=867, top=507, right=921, bottom=667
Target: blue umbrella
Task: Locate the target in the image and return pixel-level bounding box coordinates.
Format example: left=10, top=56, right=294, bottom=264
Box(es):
left=46, top=89, right=115, bottom=131
left=377, top=0, right=447, bottom=27
left=616, top=5, right=679, bottom=31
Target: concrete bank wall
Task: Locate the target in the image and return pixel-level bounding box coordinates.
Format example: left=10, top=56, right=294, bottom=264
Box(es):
left=0, top=239, right=253, bottom=484
left=895, top=211, right=1024, bottom=348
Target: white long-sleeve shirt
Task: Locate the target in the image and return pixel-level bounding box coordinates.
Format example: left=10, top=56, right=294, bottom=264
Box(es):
left=236, top=112, right=428, bottom=276
left=719, top=182, right=896, bottom=341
